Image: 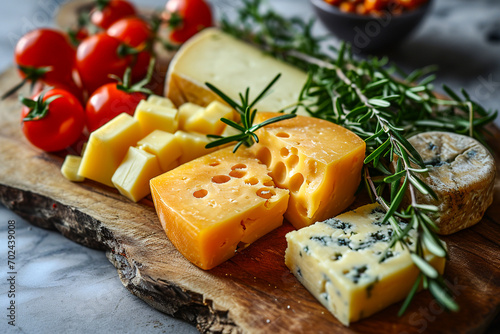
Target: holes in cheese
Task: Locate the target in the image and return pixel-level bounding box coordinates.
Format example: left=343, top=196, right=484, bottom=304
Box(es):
left=250, top=112, right=366, bottom=229
left=150, top=146, right=290, bottom=270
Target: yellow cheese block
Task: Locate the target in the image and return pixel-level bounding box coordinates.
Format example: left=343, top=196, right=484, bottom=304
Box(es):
left=184, top=100, right=234, bottom=135
left=61, top=155, right=84, bottom=182
left=250, top=112, right=366, bottom=228
left=112, top=147, right=162, bottom=202
left=177, top=102, right=204, bottom=131
left=174, top=130, right=216, bottom=164
left=137, top=130, right=182, bottom=172
left=147, top=94, right=175, bottom=108
left=134, top=100, right=178, bottom=136
left=78, top=113, right=143, bottom=187
left=165, top=28, right=308, bottom=115
left=150, top=146, right=290, bottom=269
left=285, top=203, right=445, bottom=326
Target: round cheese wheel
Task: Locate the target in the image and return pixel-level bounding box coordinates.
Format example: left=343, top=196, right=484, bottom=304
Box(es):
left=408, top=131, right=496, bottom=235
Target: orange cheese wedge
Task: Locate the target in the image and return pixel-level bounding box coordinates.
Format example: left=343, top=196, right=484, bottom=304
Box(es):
left=150, top=146, right=290, bottom=270
left=250, top=112, right=366, bottom=229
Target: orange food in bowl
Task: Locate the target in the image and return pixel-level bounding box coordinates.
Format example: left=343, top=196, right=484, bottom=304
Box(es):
left=323, top=0, right=428, bottom=15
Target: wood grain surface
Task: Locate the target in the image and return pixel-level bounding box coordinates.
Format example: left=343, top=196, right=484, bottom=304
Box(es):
left=0, top=66, right=499, bottom=333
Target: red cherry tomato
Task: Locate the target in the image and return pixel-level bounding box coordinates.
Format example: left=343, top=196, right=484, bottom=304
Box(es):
left=90, top=0, right=137, bottom=29
left=164, top=0, right=213, bottom=43
left=76, top=32, right=131, bottom=94
left=107, top=17, right=152, bottom=48
left=21, top=88, right=85, bottom=152
left=107, top=17, right=153, bottom=81
left=14, top=28, right=76, bottom=87
left=85, top=83, right=146, bottom=132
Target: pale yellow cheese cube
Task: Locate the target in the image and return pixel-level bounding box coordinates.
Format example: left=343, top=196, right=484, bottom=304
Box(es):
left=134, top=100, right=178, bottom=136
left=137, top=130, right=182, bottom=172
left=78, top=113, right=143, bottom=187
left=184, top=101, right=234, bottom=135
left=174, top=130, right=216, bottom=164
left=220, top=123, right=241, bottom=137
left=147, top=95, right=175, bottom=108
left=112, top=147, right=162, bottom=202
left=61, top=155, right=84, bottom=182
left=177, top=103, right=203, bottom=131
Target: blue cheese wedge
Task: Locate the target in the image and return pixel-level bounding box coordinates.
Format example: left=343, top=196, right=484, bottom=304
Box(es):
left=284, top=203, right=446, bottom=326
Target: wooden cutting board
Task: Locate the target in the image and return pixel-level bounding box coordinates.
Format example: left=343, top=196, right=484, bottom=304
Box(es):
left=0, top=66, right=499, bottom=333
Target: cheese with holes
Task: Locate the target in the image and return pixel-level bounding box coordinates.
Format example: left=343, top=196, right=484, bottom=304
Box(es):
left=150, top=147, right=290, bottom=269
left=137, top=130, right=182, bottom=172
left=165, top=28, right=308, bottom=115
left=78, top=113, right=143, bottom=187
left=184, top=100, right=235, bottom=135
left=61, top=155, right=84, bottom=182
left=250, top=112, right=366, bottom=229
left=407, top=131, right=495, bottom=235
left=112, top=147, right=162, bottom=202
left=285, top=203, right=446, bottom=326
left=134, top=100, right=178, bottom=136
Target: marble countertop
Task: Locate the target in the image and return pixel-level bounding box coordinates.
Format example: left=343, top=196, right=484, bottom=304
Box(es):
left=0, top=0, right=498, bottom=333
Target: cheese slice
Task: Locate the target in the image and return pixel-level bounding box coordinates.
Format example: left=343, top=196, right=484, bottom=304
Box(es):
left=407, top=131, right=495, bottom=235
left=250, top=112, right=366, bottom=229
left=150, top=146, right=290, bottom=270
left=285, top=203, right=446, bottom=326
left=165, top=28, right=308, bottom=115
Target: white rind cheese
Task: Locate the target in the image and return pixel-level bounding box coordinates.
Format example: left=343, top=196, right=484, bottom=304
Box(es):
left=285, top=203, right=446, bottom=326
left=165, top=28, right=308, bottom=115
left=408, top=131, right=496, bottom=235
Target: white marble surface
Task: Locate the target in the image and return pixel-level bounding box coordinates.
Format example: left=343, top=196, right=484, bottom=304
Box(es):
left=0, top=0, right=499, bottom=333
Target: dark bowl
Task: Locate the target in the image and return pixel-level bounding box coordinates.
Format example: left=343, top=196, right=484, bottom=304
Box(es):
left=310, top=0, right=433, bottom=53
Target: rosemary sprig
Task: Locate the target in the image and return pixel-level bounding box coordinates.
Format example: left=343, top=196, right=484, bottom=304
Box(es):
left=204, top=73, right=297, bottom=152
left=221, top=0, right=498, bottom=316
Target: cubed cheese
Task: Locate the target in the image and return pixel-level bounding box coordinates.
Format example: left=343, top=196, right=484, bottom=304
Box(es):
left=61, top=155, right=84, bottom=182
left=250, top=112, right=366, bottom=228
left=134, top=100, right=178, bottom=136
left=174, top=130, right=216, bottom=164
left=165, top=28, right=308, bottom=115
left=112, top=147, right=162, bottom=202
left=177, top=102, right=204, bottom=131
left=285, top=203, right=446, bottom=326
left=147, top=94, right=175, bottom=108
left=137, top=130, right=182, bottom=172
left=184, top=100, right=234, bottom=135
left=78, top=113, right=143, bottom=187
left=150, top=146, right=290, bottom=269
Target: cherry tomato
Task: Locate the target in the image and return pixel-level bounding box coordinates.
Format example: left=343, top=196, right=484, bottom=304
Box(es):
left=21, top=88, right=85, bottom=152
left=164, top=0, right=213, bottom=43
left=107, top=17, right=153, bottom=81
left=76, top=32, right=131, bottom=94
left=85, top=83, right=146, bottom=132
left=90, top=0, right=137, bottom=29
left=14, top=28, right=77, bottom=87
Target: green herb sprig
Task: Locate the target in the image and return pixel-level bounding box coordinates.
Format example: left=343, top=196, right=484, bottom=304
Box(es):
left=221, top=0, right=498, bottom=316
left=204, top=73, right=296, bottom=152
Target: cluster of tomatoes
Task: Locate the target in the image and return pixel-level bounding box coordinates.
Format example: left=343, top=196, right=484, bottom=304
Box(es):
left=9, top=0, right=212, bottom=152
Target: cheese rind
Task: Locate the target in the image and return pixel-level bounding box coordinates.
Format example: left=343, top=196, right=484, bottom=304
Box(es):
left=285, top=203, right=446, bottom=326
left=407, top=131, right=496, bottom=235
left=165, top=28, right=308, bottom=115
left=78, top=113, right=143, bottom=187
left=250, top=112, right=366, bottom=228
left=150, top=147, right=290, bottom=270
